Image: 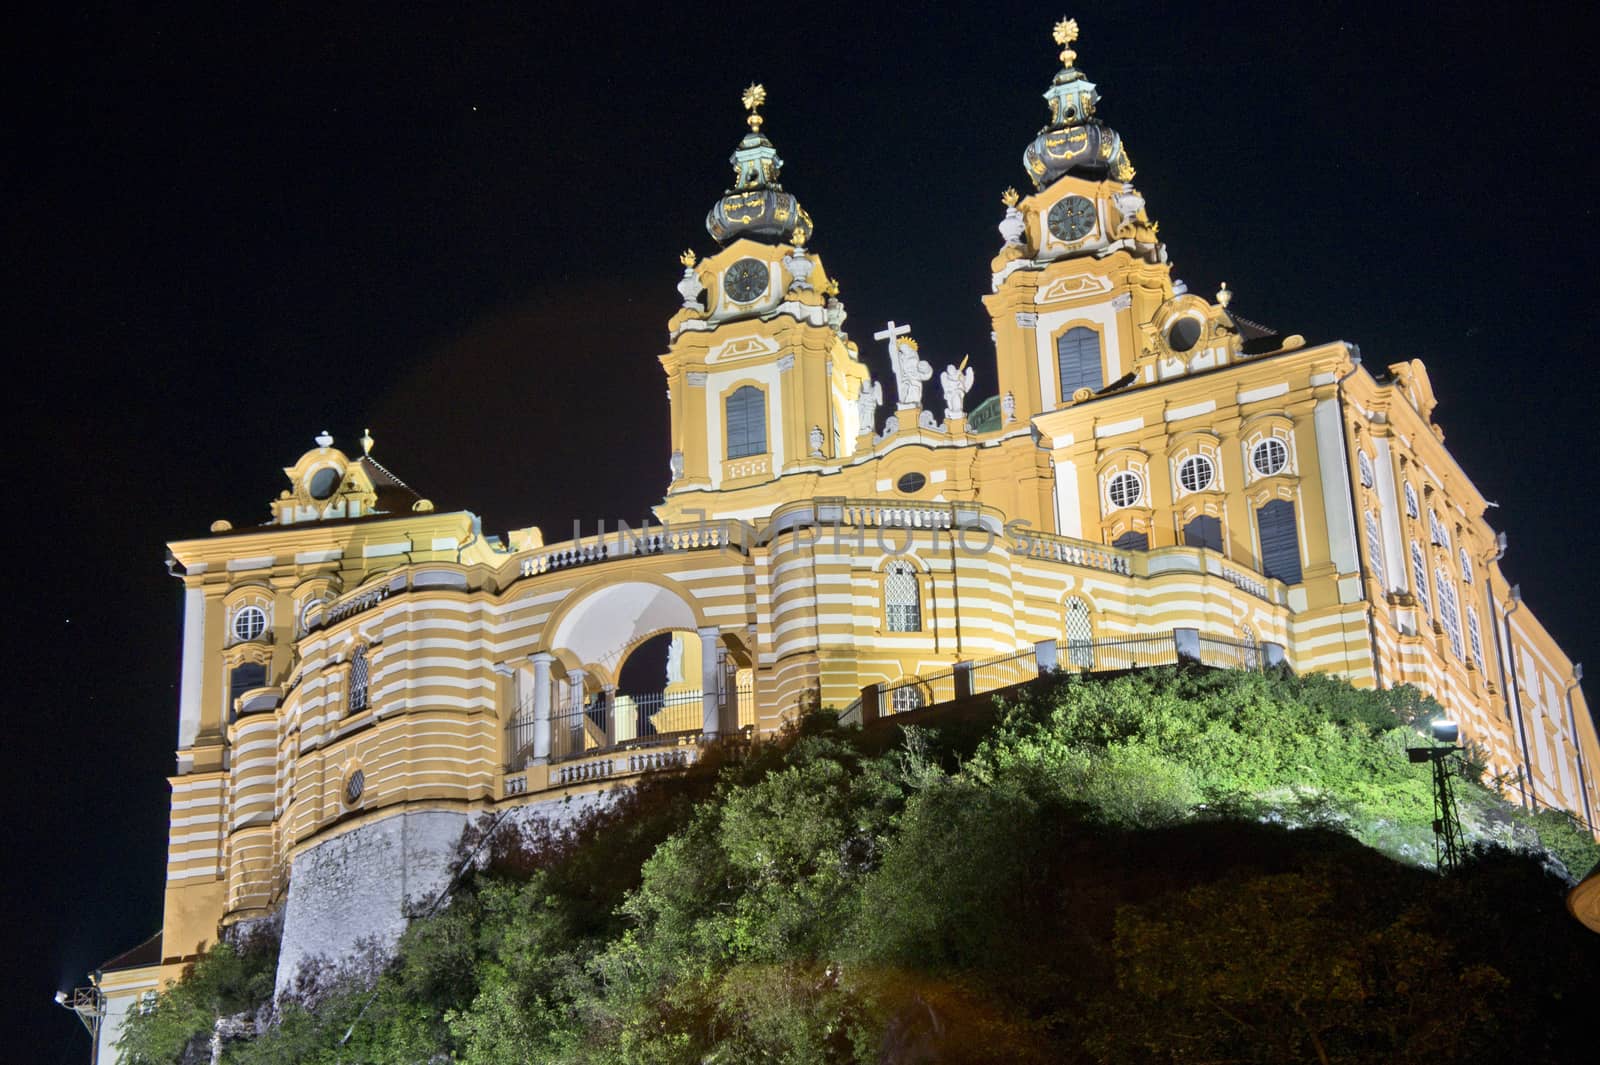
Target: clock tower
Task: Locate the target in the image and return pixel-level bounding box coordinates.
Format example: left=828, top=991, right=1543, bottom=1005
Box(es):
left=658, top=85, right=871, bottom=522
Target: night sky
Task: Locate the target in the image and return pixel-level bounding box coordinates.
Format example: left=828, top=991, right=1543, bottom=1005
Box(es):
left=10, top=2, right=1598, bottom=1057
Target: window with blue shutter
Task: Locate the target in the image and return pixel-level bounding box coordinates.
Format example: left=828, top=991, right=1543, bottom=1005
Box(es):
left=1056, top=327, right=1102, bottom=402
left=1256, top=499, right=1302, bottom=584
left=1113, top=530, right=1148, bottom=551
left=1183, top=515, right=1223, bottom=551
left=725, top=386, right=767, bottom=459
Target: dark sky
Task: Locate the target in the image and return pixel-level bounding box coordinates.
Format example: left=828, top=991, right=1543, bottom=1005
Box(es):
left=9, top=2, right=1598, bottom=1057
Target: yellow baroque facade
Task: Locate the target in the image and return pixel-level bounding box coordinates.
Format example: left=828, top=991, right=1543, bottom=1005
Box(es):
left=88, top=22, right=1597, bottom=1056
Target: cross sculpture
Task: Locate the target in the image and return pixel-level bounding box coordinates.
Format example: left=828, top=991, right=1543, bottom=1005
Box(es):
left=875, top=319, right=931, bottom=408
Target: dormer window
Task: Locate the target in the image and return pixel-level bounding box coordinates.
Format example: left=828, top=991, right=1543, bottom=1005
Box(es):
left=232, top=606, right=267, bottom=643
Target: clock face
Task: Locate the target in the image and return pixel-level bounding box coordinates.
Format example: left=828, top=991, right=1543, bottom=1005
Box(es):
left=724, top=258, right=770, bottom=303
left=1047, top=195, right=1097, bottom=242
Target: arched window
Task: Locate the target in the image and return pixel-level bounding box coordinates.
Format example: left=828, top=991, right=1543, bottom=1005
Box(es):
left=1256, top=499, right=1302, bottom=584
left=1183, top=514, right=1223, bottom=552
left=1364, top=512, right=1387, bottom=588
left=1404, top=482, right=1419, bottom=519
left=1428, top=510, right=1450, bottom=548
left=884, top=562, right=921, bottom=632
left=1466, top=606, right=1484, bottom=671
left=890, top=684, right=925, bottom=714
left=1357, top=450, right=1374, bottom=488
left=1064, top=596, right=1094, bottom=669
left=1436, top=570, right=1464, bottom=660
left=1459, top=547, right=1473, bottom=585
left=1113, top=529, right=1149, bottom=551
left=725, top=386, right=767, bottom=459
left=349, top=646, right=370, bottom=712
left=1056, top=327, right=1102, bottom=401
left=1410, top=541, right=1431, bottom=616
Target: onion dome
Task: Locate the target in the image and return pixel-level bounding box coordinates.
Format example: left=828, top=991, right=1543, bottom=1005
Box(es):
left=1023, top=18, right=1135, bottom=190
left=706, top=84, right=814, bottom=245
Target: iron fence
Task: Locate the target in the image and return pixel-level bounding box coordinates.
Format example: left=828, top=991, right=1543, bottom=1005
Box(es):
left=969, top=648, right=1040, bottom=695
left=1197, top=634, right=1264, bottom=671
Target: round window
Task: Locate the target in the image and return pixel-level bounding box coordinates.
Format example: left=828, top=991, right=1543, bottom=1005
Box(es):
left=345, top=769, right=365, bottom=805
left=232, top=605, right=267, bottom=643
left=1251, top=438, right=1289, bottom=477
left=307, top=466, right=342, bottom=500
left=1167, top=316, right=1203, bottom=353
left=897, top=472, right=927, bottom=494
left=1107, top=471, right=1143, bottom=510
left=1177, top=455, right=1214, bottom=493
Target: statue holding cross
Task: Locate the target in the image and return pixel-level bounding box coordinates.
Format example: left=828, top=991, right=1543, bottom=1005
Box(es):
left=876, top=320, right=932, bottom=408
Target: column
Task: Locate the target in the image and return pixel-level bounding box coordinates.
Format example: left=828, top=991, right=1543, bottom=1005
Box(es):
left=529, top=652, right=554, bottom=764
left=699, top=627, right=722, bottom=737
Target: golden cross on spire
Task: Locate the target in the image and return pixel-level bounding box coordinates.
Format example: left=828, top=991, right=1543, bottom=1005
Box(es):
left=1053, top=16, right=1079, bottom=68
left=742, top=83, right=767, bottom=131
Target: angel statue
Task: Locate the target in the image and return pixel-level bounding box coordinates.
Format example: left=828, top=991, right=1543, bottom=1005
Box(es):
left=941, top=357, right=976, bottom=420
left=891, top=337, right=934, bottom=407
left=856, top=378, right=882, bottom=436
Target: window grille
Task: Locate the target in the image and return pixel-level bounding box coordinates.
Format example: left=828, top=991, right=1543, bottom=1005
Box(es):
left=1183, top=514, right=1223, bottom=551
left=1459, top=547, right=1473, bottom=585
left=1251, top=438, right=1289, bottom=477
left=349, top=646, right=370, bottom=712
left=884, top=562, right=921, bottom=632
left=1466, top=606, right=1484, bottom=670
left=232, top=605, right=267, bottom=643
left=891, top=685, right=924, bottom=713
left=1178, top=455, right=1214, bottom=493
left=1064, top=596, right=1094, bottom=668
left=1437, top=569, right=1464, bottom=659
left=1107, top=471, right=1142, bottom=509
left=725, top=386, right=767, bottom=459
left=1256, top=499, right=1302, bottom=584
left=1358, top=450, right=1374, bottom=488
left=1056, top=327, right=1102, bottom=400
left=1429, top=510, right=1450, bottom=548
left=1404, top=482, right=1419, bottom=519
left=1364, top=512, right=1387, bottom=588
left=1410, top=541, right=1431, bottom=615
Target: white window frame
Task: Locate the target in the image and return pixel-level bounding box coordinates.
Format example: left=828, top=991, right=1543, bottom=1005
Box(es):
left=1106, top=470, right=1143, bottom=510
left=1250, top=438, right=1289, bottom=477
left=1436, top=568, right=1464, bottom=660
left=1410, top=540, right=1431, bottom=616
left=1364, top=512, right=1387, bottom=589
left=1357, top=450, right=1374, bottom=488
left=231, top=605, right=268, bottom=644
left=884, top=562, right=922, bottom=633
left=1177, top=454, right=1214, bottom=494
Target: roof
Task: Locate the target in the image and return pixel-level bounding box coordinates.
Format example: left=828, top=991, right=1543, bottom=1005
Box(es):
left=353, top=454, right=423, bottom=515
left=98, top=930, right=162, bottom=973
left=1224, top=307, right=1284, bottom=355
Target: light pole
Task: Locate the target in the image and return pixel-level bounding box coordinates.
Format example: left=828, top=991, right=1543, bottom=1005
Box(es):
left=55, top=986, right=104, bottom=1064
left=1407, top=719, right=1466, bottom=873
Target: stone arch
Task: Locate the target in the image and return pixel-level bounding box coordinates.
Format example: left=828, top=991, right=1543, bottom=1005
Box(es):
left=542, top=573, right=709, bottom=687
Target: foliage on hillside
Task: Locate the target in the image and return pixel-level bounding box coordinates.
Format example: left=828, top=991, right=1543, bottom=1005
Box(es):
left=120, top=668, right=1600, bottom=1064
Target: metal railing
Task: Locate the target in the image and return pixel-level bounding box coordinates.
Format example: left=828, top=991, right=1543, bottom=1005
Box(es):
left=969, top=648, right=1039, bottom=694
left=549, top=689, right=706, bottom=761
left=1197, top=634, right=1263, bottom=671
left=1067, top=634, right=1180, bottom=672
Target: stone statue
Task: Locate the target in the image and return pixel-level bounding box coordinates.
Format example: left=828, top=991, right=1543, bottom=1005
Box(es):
left=1002, top=391, right=1016, bottom=424
left=941, top=359, right=975, bottom=420
left=665, top=636, right=684, bottom=684
left=809, top=425, right=824, bottom=457
left=677, top=249, right=706, bottom=311
left=669, top=451, right=684, bottom=480
left=890, top=337, right=933, bottom=408
left=856, top=379, right=881, bottom=435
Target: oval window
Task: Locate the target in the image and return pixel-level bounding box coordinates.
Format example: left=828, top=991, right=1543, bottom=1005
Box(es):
left=344, top=769, right=365, bottom=805
left=308, top=466, right=342, bottom=500
left=1167, top=316, right=1203, bottom=353
left=897, top=472, right=927, bottom=494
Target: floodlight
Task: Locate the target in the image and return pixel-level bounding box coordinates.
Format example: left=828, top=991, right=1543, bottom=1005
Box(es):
left=53, top=990, right=66, bottom=1005
left=1430, top=720, right=1460, bottom=744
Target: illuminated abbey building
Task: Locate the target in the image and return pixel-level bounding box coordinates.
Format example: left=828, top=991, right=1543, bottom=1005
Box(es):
left=85, top=20, right=1597, bottom=1058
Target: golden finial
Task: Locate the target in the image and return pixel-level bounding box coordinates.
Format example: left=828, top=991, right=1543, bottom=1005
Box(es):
left=360, top=428, right=374, bottom=456
left=1001, top=187, right=1020, bottom=208
left=679, top=248, right=697, bottom=268
left=1053, top=16, right=1080, bottom=67
left=824, top=278, right=840, bottom=298
left=1216, top=282, right=1233, bottom=309
left=742, top=83, right=767, bottom=130
left=791, top=228, right=807, bottom=249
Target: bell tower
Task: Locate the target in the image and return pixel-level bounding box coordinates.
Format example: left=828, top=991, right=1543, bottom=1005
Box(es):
left=983, top=19, right=1175, bottom=423
left=658, top=85, right=870, bottom=523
